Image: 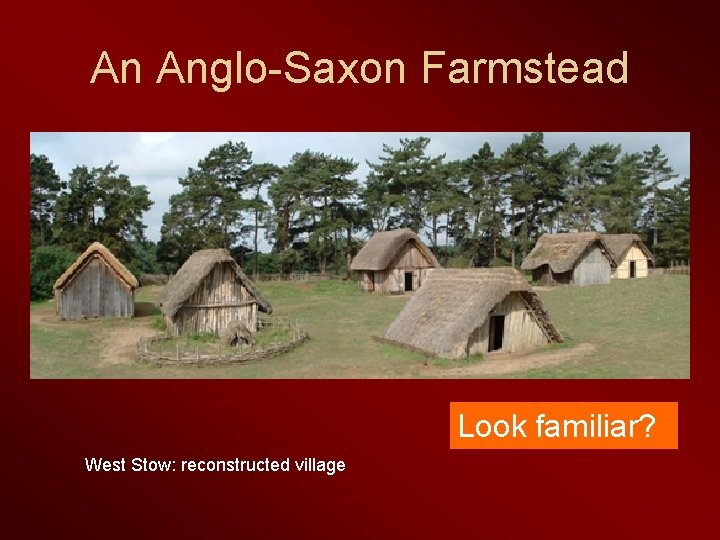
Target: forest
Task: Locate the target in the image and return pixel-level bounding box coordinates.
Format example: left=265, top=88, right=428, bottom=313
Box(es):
left=30, top=133, right=690, bottom=300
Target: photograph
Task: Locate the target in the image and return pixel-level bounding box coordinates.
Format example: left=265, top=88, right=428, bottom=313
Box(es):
left=29, top=132, right=690, bottom=379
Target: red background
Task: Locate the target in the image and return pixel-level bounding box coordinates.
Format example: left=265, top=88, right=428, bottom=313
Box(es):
left=5, top=2, right=710, bottom=537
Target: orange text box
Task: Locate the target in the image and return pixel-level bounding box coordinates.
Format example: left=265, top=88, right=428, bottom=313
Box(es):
left=450, top=402, right=677, bottom=450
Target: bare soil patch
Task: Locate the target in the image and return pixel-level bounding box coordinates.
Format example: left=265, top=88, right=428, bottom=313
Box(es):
left=423, top=343, right=596, bottom=377
left=31, top=306, right=157, bottom=365
left=100, top=322, right=158, bottom=365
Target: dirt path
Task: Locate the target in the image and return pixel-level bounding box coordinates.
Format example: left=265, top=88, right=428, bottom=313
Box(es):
left=99, top=323, right=158, bottom=365
left=31, top=305, right=158, bottom=365
left=422, top=343, right=596, bottom=377
left=30, top=305, right=62, bottom=325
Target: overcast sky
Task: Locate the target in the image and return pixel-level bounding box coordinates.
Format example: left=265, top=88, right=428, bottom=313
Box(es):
left=30, top=132, right=690, bottom=244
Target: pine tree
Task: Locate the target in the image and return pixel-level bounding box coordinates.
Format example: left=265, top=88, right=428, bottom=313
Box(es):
left=643, top=144, right=678, bottom=258
left=464, top=143, right=504, bottom=265
left=599, top=152, right=648, bottom=233
left=30, top=154, right=65, bottom=247
left=365, top=137, right=445, bottom=232
left=502, top=133, right=548, bottom=265
left=243, top=163, right=282, bottom=277
left=654, top=178, right=690, bottom=265
left=158, top=142, right=252, bottom=269
left=53, top=162, right=152, bottom=261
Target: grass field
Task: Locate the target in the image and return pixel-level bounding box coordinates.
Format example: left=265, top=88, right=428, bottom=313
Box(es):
left=29, top=275, right=690, bottom=379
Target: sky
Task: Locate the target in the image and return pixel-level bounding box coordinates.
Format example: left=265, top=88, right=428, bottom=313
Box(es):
left=30, top=132, right=690, bottom=245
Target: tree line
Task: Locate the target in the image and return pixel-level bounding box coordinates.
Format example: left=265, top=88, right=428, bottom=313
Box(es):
left=30, top=133, right=690, bottom=299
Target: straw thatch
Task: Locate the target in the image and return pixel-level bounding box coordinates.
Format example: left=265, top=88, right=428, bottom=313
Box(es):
left=54, top=242, right=137, bottom=291
left=350, top=228, right=439, bottom=270
left=602, top=234, right=654, bottom=265
left=156, top=249, right=271, bottom=318
left=520, top=232, right=615, bottom=272
left=384, top=268, right=562, bottom=359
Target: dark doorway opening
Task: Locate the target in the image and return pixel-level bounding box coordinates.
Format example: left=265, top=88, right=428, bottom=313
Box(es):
left=368, top=271, right=375, bottom=292
left=404, top=272, right=413, bottom=292
left=629, top=261, right=636, bottom=278
left=489, top=315, right=505, bottom=352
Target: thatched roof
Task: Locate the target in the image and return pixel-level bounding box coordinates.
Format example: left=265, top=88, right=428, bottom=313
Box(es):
left=384, top=268, right=562, bottom=359
left=520, top=232, right=615, bottom=272
left=54, top=242, right=138, bottom=291
left=350, top=228, right=439, bottom=271
left=602, top=234, right=654, bottom=264
left=156, top=249, right=272, bottom=318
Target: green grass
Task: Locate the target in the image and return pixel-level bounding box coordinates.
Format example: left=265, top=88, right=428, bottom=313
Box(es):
left=29, top=276, right=690, bottom=379
left=528, top=275, right=690, bottom=378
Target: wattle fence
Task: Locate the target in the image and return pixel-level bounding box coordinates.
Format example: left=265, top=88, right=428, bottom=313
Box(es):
left=135, top=315, right=308, bottom=366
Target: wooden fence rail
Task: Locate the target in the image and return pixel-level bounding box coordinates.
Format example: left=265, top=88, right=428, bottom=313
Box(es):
left=254, top=273, right=346, bottom=282
left=649, top=260, right=690, bottom=276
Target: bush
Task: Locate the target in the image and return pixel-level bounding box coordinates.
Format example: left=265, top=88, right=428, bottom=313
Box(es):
left=30, top=245, right=78, bottom=301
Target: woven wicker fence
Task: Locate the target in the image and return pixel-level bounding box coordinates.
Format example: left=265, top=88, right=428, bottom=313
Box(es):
left=135, top=316, right=308, bottom=366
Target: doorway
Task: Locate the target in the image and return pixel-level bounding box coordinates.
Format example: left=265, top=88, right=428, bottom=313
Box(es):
left=488, top=315, right=505, bottom=352
left=629, top=261, right=636, bottom=278
left=404, top=272, right=413, bottom=292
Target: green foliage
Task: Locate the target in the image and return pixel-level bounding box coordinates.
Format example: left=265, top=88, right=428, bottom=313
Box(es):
left=52, top=162, right=152, bottom=261
left=652, top=178, right=690, bottom=265
left=30, top=154, right=65, bottom=247
left=32, top=135, right=688, bottom=283
left=363, top=137, right=445, bottom=233
left=268, top=150, right=359, bottom=275
left=642, top=144, right=680, bottom=258
left=158, top=141, right=253, bottom=268
left=502, top=132, right=551, bottom=262
left=30, top=245, right=78, bottom=300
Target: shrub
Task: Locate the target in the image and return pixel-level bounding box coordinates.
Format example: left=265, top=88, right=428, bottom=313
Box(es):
left=30, top=245, right=78, bottom=301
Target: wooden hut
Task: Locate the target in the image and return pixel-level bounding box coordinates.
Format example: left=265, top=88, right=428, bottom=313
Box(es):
left=384, top=268, right=562, bottom=359
left=520, top=232, right=615, bottom=286
left=350, top=228, right=439, bottom=293
left=602, top=234, right=654, bottom=279
left=156, top=249, right=272, bottom=336
left=53, top=242, right=137, bottom=320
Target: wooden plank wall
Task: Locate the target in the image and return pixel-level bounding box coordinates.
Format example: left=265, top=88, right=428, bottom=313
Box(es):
left=170, top=262, right=258, bottom=336
left=612, top=244, right=650, bottom=279
left=358, top=241, right=435, bottom=293
left=467, top=292, right=549, bottom=355
left=572, top=246, right=611, bottom=285
left=57, top=257, right=134, bottom=319
left=388, top=241, right=435, bottom=270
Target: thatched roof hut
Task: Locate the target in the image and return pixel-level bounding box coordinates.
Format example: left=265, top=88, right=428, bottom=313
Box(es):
left=54, top=242, right=138, bottom=319
left=384, top=268, right=562, bottom=359
left=157, top=249, right=271, bottom=336
left=602, top=234, right=654, bottom=279
left=350, top=228, right=439, bottom=293
left=521, top=232, right=615, bottom=286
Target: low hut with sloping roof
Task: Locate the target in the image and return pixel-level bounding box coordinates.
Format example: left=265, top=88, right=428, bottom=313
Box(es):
left=157, top=249, right=272, bottom=336
left=384, top=268, right=562, bottom=359
left=350, top=228, right=439, bottom=293
left=54, top=242, right=138, bottom=320
left=520, top=232, right=615, bottom=286
left=602, top=234, right=654, bottom=279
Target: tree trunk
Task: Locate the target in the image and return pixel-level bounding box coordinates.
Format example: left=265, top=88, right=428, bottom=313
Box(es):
left=523, top=203, right=530, bottom=259
left=346, top=226, right=353, bottom=279
left=491, top=201, right=497, bottom=260
left=444, top=212, right=449, bottom=265
left=281, top=203, right=290, bottom=277
left=253, top=207, right=259, bottom=278
left=510, top=206, right=516, bottom=268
